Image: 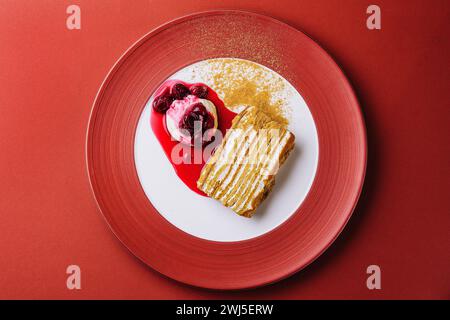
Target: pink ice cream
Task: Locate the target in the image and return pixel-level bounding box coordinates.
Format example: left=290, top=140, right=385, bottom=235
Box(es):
left=165, top=95, right=218, bottom=145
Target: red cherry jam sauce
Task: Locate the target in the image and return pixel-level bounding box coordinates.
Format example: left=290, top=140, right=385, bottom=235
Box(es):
left=150, top=80, right=237, bottom=196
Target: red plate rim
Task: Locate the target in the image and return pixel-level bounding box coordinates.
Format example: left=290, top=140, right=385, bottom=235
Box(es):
left=86, top=10, right=367, bottom=290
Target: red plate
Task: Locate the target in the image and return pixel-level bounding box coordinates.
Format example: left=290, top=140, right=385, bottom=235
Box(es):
left=87, top=10, right=366, bottom=289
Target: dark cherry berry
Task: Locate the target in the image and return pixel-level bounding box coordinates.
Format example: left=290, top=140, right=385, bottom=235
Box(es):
left=190, top=85, right=209, bottom=98
left=170, top=83, right=190, bottom=100
left=179, top=103, right=214, bottom=138
left=152, top=93, right=173, bottom=113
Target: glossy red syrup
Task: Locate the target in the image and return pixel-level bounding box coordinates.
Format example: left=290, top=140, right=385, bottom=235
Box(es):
left=150, top=80, right=237, bottom=195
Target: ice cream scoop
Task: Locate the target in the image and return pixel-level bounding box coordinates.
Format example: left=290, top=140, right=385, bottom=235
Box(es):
left=166, top=95, right=218, bottom=145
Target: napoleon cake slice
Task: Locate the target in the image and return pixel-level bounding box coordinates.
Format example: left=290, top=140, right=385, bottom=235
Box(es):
left=197, top=106, right=295, bottom=217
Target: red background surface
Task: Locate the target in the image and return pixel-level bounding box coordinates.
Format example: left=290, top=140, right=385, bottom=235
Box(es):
left=0, top=0, right=448, bottom=299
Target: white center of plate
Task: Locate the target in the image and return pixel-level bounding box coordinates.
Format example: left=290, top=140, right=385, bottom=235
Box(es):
left=134, top=58, right=318, bottom=242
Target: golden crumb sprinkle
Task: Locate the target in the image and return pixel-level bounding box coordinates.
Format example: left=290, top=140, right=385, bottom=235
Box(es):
left=192, top=58, right=291, bottom=128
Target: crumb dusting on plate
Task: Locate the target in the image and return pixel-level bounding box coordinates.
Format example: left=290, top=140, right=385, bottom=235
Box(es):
left=190, top=58, right=293, bottom=128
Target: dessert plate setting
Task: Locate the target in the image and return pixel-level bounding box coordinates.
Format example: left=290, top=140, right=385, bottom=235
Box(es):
left=87, top=10, right=367, bottom=289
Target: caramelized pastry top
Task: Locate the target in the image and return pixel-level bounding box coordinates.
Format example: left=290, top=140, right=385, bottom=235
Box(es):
left=197, top=106, right=295, bottom=217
